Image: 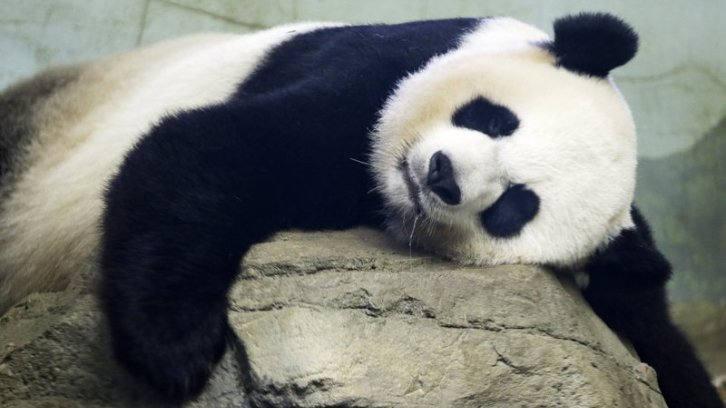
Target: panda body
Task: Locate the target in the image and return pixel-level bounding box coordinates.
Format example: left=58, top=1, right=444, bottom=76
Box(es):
left=0, top=14, right=722, bottom=408
left=0, top=23, right=335, bottom=310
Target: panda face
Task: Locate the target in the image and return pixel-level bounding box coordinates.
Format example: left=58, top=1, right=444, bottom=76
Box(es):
left=371, top=33, right=637, bottom=267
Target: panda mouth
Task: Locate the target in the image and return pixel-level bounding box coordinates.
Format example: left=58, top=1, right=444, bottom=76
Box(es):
left=399, top=159, right=424, bottom=215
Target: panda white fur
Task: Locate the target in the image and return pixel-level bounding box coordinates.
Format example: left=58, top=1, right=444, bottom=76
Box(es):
left=0, top=13, right=722, bottom=407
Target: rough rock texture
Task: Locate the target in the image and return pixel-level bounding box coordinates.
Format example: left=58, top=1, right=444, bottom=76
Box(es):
left=0, top=228, right=667, bottom=407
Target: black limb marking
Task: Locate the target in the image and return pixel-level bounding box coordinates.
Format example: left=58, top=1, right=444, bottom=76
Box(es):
left=451, top=96, right=519, bottom=138
left=100, top=19, right=479, bottom=401
left=585, top=207, right=672, bottom=293
left=584, top=207, right=725, bottom=408
left=585, top=289, right=724, bottom=408
left=0, top=68, right=81, bottom=181
left=101, top=101, right=376, bottom=400
left=480, top=184, right=539, bottom=238
left=101, top=108, right=267, bottom=401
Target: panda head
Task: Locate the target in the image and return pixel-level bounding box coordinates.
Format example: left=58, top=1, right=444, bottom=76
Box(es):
left=371, top=13, right=639, bottom=267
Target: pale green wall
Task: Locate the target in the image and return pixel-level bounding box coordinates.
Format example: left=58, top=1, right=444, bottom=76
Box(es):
left=1, top=0, right=724, bottom=300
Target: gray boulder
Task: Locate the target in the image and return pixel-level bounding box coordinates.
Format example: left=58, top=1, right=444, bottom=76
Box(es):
left=0, top=228, right=666, bottom=407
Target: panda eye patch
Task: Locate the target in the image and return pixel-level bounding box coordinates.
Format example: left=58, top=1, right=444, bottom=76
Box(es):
left=452, top=97, right=519, bottom=138
left=480, top=184, right=540, bottom=238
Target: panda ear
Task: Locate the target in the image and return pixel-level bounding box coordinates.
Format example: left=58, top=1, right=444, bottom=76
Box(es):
left=550, top=13, right=638, bottom=77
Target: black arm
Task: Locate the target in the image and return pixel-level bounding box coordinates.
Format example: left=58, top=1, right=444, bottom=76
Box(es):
left=584, top=207, right=724, bottom=408
left=99, top=95, right=377, bottom=400
left=584, top=207, right=671, bottom=294
left=100, top=108, right=273, bottom=400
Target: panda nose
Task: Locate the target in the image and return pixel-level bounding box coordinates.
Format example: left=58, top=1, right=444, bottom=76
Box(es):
left=427, top=151, right=461, bottom=205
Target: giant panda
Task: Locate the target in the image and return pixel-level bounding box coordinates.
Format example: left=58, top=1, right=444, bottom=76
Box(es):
left=0, top=13, right=722, bottom=408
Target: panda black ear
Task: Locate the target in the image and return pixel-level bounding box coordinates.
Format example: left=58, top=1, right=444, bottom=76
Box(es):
left=550, top=13, right=638, bottom=77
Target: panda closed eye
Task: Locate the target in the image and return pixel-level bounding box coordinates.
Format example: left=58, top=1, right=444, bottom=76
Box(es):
left=480, top=184, right=540, bottom=238
left=452, top=96, right=520, bottom=137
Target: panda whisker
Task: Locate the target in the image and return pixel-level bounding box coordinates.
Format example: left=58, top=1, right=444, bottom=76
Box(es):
left=408, top=213, right=420, bottom=272
left=349, top=157, right=369, bottom=166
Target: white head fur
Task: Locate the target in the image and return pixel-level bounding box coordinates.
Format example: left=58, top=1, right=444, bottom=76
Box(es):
left=370, top=16, right=637, bottom=267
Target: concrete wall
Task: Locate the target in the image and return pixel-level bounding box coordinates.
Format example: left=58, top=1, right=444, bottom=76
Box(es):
left=1, top=0, right=724, bottom=301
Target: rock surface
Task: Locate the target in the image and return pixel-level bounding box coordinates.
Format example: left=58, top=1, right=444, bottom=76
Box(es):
left=0, top=228, right=667, bottom=407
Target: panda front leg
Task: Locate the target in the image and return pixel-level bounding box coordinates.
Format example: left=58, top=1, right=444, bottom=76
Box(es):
left=100, top=107, right=288, bottom=401
left=583, top=207, right=724, bottom=408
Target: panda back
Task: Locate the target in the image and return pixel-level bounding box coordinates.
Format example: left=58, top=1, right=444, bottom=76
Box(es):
left=0, top=23, right=330, bottom=312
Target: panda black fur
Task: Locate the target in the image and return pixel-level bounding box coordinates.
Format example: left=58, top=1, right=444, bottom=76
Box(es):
left=0, top=13, right=722, bottom=408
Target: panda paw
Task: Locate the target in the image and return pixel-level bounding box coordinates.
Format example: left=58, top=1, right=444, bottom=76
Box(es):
left=108, top=305, right=230, bottom=402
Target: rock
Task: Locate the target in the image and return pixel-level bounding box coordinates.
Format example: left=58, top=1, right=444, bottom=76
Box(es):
left=0, top=228, right=667, bottom=407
